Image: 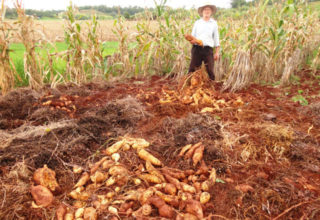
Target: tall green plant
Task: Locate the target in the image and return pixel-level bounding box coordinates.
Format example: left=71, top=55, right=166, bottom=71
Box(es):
left=64, top=2, right=105, bottom=84
left=64, top=3, right=85, bottom=84
left=86, top=15, right=105, bottom=79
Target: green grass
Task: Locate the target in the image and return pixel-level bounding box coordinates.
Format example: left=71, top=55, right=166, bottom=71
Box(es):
left=9, top=41, right=118, bottom=86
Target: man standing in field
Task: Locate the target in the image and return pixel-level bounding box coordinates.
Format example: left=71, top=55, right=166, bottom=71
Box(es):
left=188, top=1, right=220, bottom=81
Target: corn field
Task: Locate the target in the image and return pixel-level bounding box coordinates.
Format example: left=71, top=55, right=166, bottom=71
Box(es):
left=0, top=0, right=320, bottom=94
left=0, top=0, right=15, bottom=94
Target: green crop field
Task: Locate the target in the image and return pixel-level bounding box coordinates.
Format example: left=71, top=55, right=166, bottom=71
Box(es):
left=9, top=41, right=119, bottom=86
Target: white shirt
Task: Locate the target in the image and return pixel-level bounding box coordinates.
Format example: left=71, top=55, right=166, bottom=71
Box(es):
left=191, top=18, right=220, bottom=48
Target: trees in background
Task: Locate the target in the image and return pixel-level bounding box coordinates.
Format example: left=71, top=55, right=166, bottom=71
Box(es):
left=4, top=1, right=320, bottom=19
left=231, top=0, right=320, bottom=9
left=4, top=5, right=148, bottom=20
left=231, top=0, right=247, bottom=8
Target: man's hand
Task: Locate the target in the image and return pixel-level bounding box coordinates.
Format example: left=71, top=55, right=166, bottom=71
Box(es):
left=214, top=46, right=220, bottom=61
left=190, top=39, right=198, bottom=44
left=214, top=52, right=220, bottom=61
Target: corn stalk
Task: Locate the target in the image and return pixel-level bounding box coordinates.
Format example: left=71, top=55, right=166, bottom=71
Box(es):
left=86, top=15, right=105, bottom=80
left=107, top=3, right=196, bottom=78
left=222, top=0, right=320, bottom=91
left=15, top=0, right=43, bottom=90
left=64, top=3, right=105, bottom=84
left=0, top=0, right=15, bottom=95
left=64, top=3, right=86, bottom=84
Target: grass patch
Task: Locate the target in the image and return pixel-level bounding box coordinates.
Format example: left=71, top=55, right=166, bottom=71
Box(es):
left=9, top=41, right=118, bottom=87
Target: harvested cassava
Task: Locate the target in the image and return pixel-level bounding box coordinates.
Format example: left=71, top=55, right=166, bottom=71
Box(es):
left=184, top=142, right=202, bottom=159
left=148, top=196, right=175, bottom=219
left=146, top=161, right=165, bottom=181
left=83, top=207, right=97, bottom=220
left=105, top=140, right=125, bottom=155
left=181, top=182, right=196, bottom=194
left=209, top=168, right=217, bottom=186
left=155, top=183, right=177, bottom=196
left=73, top=165, right=83, bottom=174
left=109, top=165, right=128, bottom=176
left=33, top=165, right=60, bottom=192
left=184, top=34, right=204, bottom=47
left=131, top=138, right=150, bottom=149
left=74, top=172, right=90, bottom=188
left=138, top=148, right=162, bottom=166
left=75, top=207, right=85, bottom=218
left=192, top=144, right=205, bottom=166
left=163, top=173, right=182, bottom=190
left=102, top=160, right=115, bottom=170
left=90, top=157, right=108, bottom=174
left=64, top=212, right=74, bottom=220
left=139, top=188, right=155, bottom=204
left=201, top=181, right=210, bottom=192
left=111, top=153, right=120, bottom=162
left=69, top=190, right=90, bottom=201
left=140, top=174, right=163, bottom=184
left=186, top=200, right=204, bottom=219
left=30, top=185, right=54, bottom=207
left=162, top=167, right=186, bottom=180
left=155, top=191, right=179, bottom=207
left=134, top=178, right=142, bottom=185
left=196, top=160, right=209, bottom=175
left=56, top=204, right=67, bottom=220
left=105, top=176, right=117, bottom=186
left=200, top=192, right=211, bottom=204
left=108, top=206, right=118, bottom=215
left=179, top=213, right=198, bottom=220
left=133, top=204, right=152, bottom=217
left=90, top=171, right=107, bottom=183
left=178, top=144, right=192, bottom=157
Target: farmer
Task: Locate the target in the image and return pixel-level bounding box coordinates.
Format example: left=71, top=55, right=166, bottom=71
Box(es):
left=188, top=2, right=220, bottom=81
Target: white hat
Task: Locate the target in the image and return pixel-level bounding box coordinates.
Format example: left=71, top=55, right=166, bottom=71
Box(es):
left=198, top=1, right=217, bottom=16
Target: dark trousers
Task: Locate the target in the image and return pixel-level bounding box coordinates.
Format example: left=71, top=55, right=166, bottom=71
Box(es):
left=188, top=45, right=215, bottom=80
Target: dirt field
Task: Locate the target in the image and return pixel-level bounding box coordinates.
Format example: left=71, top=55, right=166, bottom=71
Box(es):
left=0, top=69, right=320, bottom=219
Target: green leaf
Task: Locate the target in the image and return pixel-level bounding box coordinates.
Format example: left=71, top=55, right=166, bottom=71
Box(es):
left=214, top=115, right=221, bottom=120
left=76, top=23, right=81, bottom=32
left=292, top=95, right=308, bottom=106
left=269, top=28, right=276, bottom=41
left=216, top=178, right=225, bottom=184
left=287, top=0, right=294, bottom=4
left=278, top=20, right=284, bottom=28
left=136, top=41, right=152, bottom=58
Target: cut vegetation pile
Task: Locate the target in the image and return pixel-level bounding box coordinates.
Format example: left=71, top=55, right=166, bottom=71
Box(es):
left=1, top=69, right=320, bottom=219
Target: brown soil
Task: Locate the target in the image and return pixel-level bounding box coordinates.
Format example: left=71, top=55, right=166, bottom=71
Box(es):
left=1, top=70, right=320, bottom=219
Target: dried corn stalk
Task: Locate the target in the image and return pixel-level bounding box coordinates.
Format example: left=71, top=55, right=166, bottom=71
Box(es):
left=223, top=50, right=253, bottom=92
left=0, top=0, right=15, bottom=95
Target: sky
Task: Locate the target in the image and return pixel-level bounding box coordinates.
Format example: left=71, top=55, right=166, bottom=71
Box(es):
left=5, top=0, right=232, bottom=10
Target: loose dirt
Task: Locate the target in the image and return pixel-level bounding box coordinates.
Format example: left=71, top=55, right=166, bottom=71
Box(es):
left=0, top=70, right=320, bottom=219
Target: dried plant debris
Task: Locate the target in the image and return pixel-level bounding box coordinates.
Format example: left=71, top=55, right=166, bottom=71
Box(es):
left=1, top=77, right=320, bottom=220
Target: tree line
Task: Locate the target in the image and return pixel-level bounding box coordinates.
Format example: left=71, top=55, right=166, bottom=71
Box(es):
left=4, top=1, right=319, bottom=19
left=4, top=5, right=149, bottom=20
left=231, top=0, right=320, bottom=8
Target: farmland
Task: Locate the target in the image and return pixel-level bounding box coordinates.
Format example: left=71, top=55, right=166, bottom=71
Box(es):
left=1, top=0, right=320, bottom=220
left=8, top=20, right=145, bottom=42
